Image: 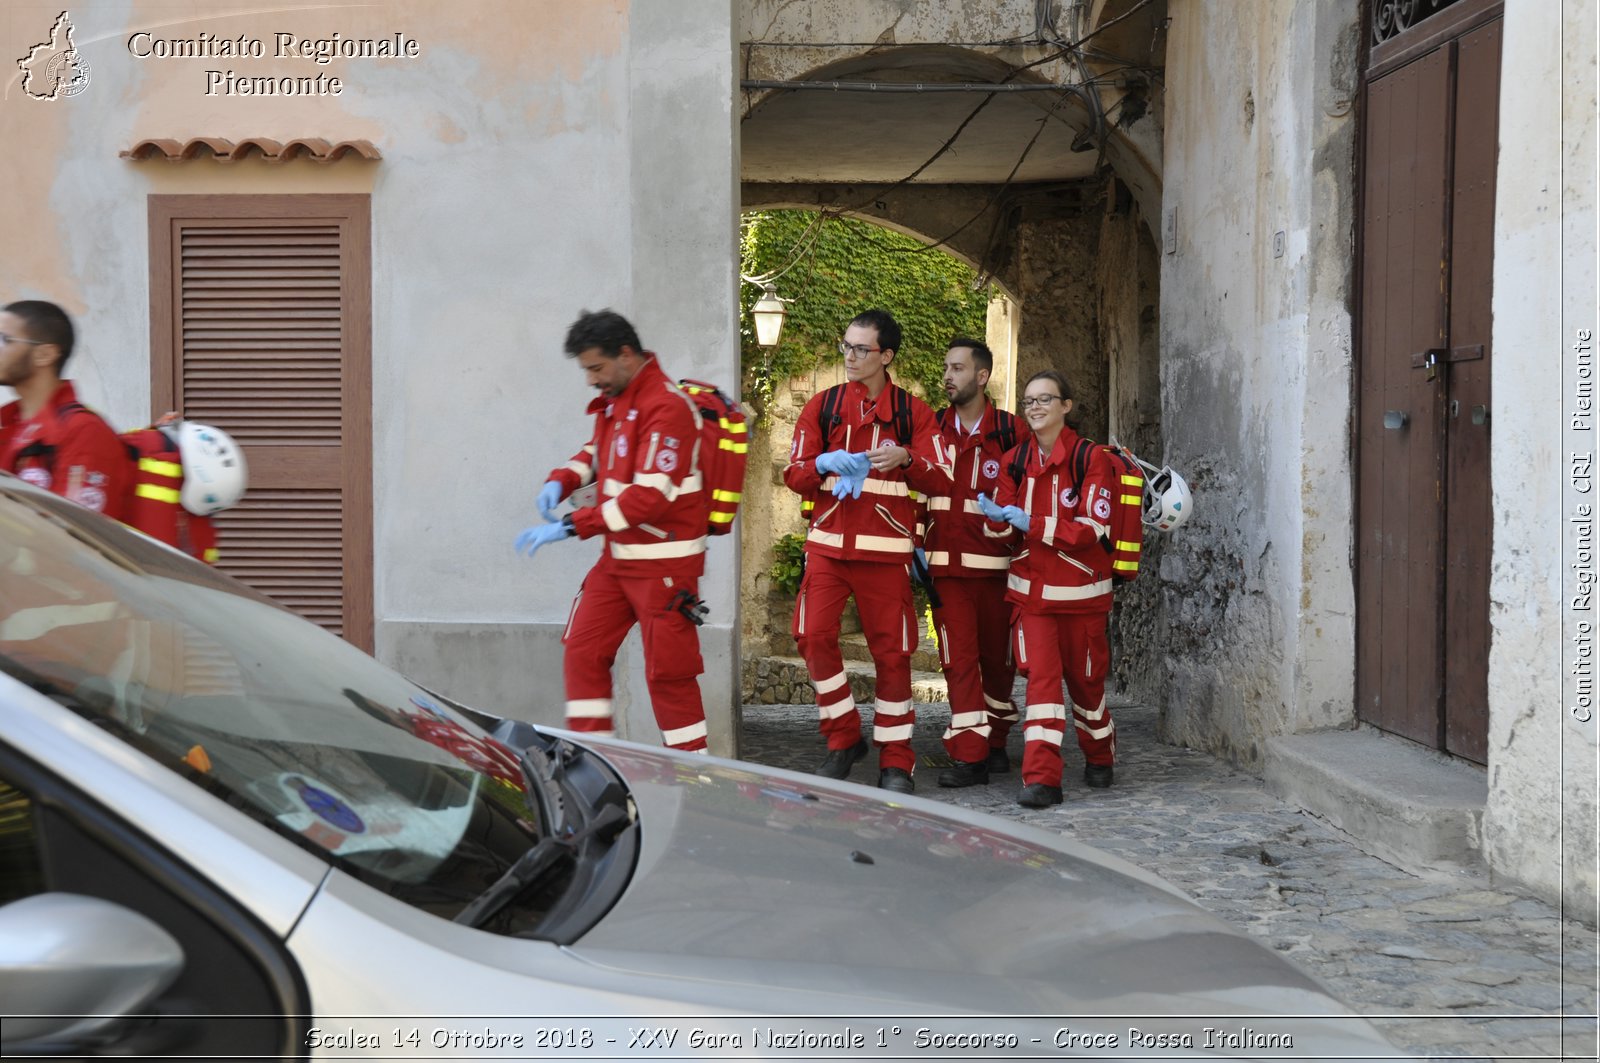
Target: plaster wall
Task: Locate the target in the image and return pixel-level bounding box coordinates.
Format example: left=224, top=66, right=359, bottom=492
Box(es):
left=1157, top=0, right=1359, bottom=764
left=1483, top=0, right=1597, bottom=915
left=1, top=0, right=740, bottom=751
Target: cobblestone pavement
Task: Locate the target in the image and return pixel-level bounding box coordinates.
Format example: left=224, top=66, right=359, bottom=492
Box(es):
left=739, top=695, right=1600, bottom=1062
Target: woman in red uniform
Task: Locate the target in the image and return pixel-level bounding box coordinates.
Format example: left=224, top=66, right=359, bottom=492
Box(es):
left=978, top=370, right=1119, bottom=807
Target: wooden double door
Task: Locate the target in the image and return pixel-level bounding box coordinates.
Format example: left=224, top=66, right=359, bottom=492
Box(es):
left=1356, top=3, right=1502, bottom=763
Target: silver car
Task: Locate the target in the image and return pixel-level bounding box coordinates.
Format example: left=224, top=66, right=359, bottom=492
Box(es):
left=0, top=475, right=1405, bottom=1059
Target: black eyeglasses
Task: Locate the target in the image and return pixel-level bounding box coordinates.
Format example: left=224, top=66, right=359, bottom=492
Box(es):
left=838, top=340, right=883, bottom=358
left=0, top=332, right=46, bottom=347
left=1020, top=395, right=1063, bottom=410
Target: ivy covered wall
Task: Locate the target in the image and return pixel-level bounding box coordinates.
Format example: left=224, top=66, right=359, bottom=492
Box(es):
left=738, top=210, right=991, bottom=412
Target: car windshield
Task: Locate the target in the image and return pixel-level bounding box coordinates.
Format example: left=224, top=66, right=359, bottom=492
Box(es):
left=0, top=480, right=557, bottom=930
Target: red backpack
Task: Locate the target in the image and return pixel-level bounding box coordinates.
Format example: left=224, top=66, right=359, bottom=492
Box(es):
left=678, top=379, right=748, bottom=536
left=120, top=426, right=221, bottom=564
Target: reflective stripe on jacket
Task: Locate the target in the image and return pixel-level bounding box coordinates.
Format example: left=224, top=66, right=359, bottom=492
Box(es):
left=922, top=400, right=1018, bottom=578
left=782, top=379, right=953, bottom=564
left=992, top=428, right=1116, bottom=614
left=548, top=355, right=709, bottom=576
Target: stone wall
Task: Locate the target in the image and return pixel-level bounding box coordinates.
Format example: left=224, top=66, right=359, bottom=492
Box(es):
left=1155, top=0, right=1359, bottom=764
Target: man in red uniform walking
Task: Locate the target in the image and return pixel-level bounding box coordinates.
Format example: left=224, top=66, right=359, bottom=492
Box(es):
left=783, top=309, right=953, bottom=793
left=514, top=309, right=711, bottom=752
left=923, top=339, right=1021, bottom=787
left=0, top=300, right=129, bottom=520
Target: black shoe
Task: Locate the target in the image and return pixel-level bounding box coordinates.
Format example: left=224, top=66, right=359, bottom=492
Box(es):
left=937, top=760, right=989, bottom=788
left=816, top=740, right=868, bottom=779
left=1017, top=783, right=1064, bottom=808
left=878, top=767, right=915, bottom=794
left=985, top=747, right=1012, bottom=775
left=1084, top=763, right=1114, bottom=789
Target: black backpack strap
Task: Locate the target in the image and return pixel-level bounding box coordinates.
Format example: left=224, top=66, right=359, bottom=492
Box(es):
left=892, top=387, right=912, bottom=446
left=817, top=384, right=843, bottom=443
left=934, top=406, right=950, bottom=434
left=990, top=408, right=1016, bottom=453
left=1072, top=437, right=1094, bottom=489
left=1006, top=442, right=1029, bottom=487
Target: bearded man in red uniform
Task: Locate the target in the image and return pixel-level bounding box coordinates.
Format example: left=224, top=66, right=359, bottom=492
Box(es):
left=515, top=310, right=711, bottom=753
left=783, top=309, right=954, bottom=793
left=922, top=339, right=1022, bottom=788
left=0, top=300, right=129, bottom=520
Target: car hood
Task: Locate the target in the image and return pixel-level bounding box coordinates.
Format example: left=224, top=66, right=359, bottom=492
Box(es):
left=564, top=740, right=1394, bottom=1047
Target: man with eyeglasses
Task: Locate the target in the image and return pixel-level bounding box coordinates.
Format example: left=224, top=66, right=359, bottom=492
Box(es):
left=921, top=339, right=1022, bottom=789
left=0, top=300, right=129, bottom=520
left=782, top=309, right=954, bottom=793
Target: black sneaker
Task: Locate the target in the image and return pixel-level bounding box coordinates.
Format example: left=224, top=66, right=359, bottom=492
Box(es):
left=937, top=760, right=989, bottom=788
left=1017, top=782, right=1064, bottom=808
left=816, top=740, right=868, bottom=779
left=878, top=767, right=915, bottom=794
left=1084, top=763, right=1114, bottom=789
left=985, top=747, right=1012, bottom=775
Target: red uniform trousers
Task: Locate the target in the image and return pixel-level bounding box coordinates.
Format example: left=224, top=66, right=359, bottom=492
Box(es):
left=1013, top=610, right=1115, bottom=786
left=793, top=553, right=917, bottom=773
left=931, top=575, right=1018, bottom=764
left=561, top=557, right=708, bottom=751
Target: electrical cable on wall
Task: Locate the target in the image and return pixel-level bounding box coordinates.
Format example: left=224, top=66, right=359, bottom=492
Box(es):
left=740, top=0, right=1161, bottom=287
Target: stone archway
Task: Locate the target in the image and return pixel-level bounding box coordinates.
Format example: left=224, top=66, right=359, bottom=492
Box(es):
left=735, top=1, right=1170, bottom=708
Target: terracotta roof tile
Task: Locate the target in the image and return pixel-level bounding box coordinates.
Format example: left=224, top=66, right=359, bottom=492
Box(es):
left=121, top=137, right=381, bottom=164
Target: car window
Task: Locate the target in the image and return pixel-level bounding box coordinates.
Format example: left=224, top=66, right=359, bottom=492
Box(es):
left=0, top=777, right=44, bottom=907
left=0, top=482, right=555, bottom=928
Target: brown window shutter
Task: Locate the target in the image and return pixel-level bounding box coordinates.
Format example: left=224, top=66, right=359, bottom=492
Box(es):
left=149, top=195, right=372, bottom=650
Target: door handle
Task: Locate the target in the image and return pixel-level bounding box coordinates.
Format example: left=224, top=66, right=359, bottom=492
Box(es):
left=1384, top=410, right=1409, bottom=430
left=1471, top=404, right=1488, bottom=425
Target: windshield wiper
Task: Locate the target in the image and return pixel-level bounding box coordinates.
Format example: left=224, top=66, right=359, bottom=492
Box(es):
left=518, top=746, right=568, bottom=835
left=451, top=802, right=630, bottom=929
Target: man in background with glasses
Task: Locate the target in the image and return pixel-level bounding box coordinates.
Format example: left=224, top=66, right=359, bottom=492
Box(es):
left=0, top=300, right=129, bottom=520
left=782, top=309, right=953, bottom=793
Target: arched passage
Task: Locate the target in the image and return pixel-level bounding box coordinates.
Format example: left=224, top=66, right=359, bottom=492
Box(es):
left=736, top=5, right=1170, bottom=707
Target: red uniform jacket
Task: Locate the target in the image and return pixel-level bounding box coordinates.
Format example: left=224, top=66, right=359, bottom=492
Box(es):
left=783, top=378, right=953, bottom=564
left=0, top=381, right=130, bottom=521
left=923, top=400, right=1019, bottom=579
left=991, top=427, right=1117, bottom=614
left=547, top=354, right=709, bottom=578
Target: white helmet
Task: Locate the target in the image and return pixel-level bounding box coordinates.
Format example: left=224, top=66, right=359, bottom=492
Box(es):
left=174, top=421, right=248, bottom=516
left=1134, top=457, right=1192, bottom=532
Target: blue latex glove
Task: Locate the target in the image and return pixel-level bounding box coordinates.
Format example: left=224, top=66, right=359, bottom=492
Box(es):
left=975, top=492, right=1006, bottom=521
left=1000, top=505, right=1030, bottom=533
left=536, top=480, right=564, bottom=522
left=816, top=450, right=870, bottom=478
left=514, top=520, right=573, bottom=558
left=831, top=467, right=867, bottom=500
left=914, top=547, right=929, bottom=570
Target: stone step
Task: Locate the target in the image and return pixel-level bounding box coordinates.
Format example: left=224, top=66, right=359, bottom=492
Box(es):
left=839, top=629, right=944, bottom=673
left=742, top=654, right=948, bottom=705
left=1263, top=728, right=1487, bottom=871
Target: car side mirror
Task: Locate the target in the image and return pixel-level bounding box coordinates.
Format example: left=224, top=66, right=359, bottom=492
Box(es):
left=0, top=893, right=184, bottom=1049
